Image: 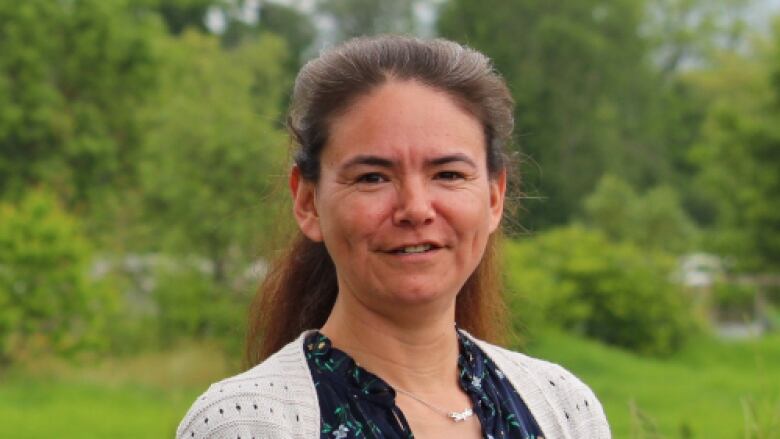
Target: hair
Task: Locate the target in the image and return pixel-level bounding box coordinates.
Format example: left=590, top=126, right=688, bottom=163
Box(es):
left=245, top=35, right=516, bottom=366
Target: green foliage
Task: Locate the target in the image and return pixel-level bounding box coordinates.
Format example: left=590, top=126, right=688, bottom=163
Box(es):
left=223, top=1, right=316, bottom=74
left=505, top=226, right=694, bottom=355
left=317, top=0, right=417, bottom=40
left=688, top=26, right=780, bottom=271
left=257, top=2, right=317, bottom=67
left=645, top=0, right=750, bottom=75
left=0, top=0, right=161, bottom=208
left=139, top=30, right=288, bottom=275
left=583, top=175, right=637, bottom=243
left=438, top=0, right=685, bottom=228
left=437, top=0, right=752, bottom=230
left=583, top=174, right=698, bottom=253
left=713, top=281, right=757, bottom=319
left=153, top=0, right=215, bottom=35
left=0, top=190, right=115, bottom=363
left=152, top=263, right=247, bottom=354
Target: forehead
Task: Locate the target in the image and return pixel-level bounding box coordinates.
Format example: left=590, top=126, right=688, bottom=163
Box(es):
left=321, top=80, right=486, bottom=166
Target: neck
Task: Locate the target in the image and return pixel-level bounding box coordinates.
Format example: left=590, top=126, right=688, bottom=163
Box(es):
left=320, top=291, right=461, bottom=394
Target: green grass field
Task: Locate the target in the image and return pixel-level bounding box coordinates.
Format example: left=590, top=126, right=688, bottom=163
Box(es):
left=0, top=344, right=232, bottom=439
left=0, top=333, right=778, bottom=438
left=526, top=331, right=780, bottom=437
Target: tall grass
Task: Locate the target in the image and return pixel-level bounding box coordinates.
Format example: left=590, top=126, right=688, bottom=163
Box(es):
left=0, top=342, right=233, bottom=439
left=524, top=330, right=780, bottom=438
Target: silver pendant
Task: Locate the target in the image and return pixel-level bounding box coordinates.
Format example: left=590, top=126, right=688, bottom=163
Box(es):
left=447, top=408, right=474, bottom=422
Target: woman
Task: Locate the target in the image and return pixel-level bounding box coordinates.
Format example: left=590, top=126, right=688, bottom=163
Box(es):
left=177, top=36, right=610, bottom=439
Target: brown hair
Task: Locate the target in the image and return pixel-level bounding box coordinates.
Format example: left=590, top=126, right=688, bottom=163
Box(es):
left=246, top=35, right=515, bottom=366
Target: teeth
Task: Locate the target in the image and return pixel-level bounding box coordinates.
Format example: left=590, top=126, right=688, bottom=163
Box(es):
left=400, top=244, right=432, bottom=254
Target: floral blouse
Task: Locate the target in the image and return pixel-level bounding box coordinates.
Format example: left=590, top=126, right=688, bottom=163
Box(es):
left=304, top=330, right=544, bottom=438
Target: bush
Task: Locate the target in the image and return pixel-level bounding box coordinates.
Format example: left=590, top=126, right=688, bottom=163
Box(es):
left=152, top=262, right=248, bottom=355
left=583, top=175, right=698, bottom=254
left=0, top=190, right=115, bottom=363
left=505, top=225, right=695, bottom=355
left=712, top=281, right=757, bottom=321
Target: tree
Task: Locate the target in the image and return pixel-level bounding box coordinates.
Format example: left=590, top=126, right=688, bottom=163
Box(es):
left=0, top=0, right=161, bottom=211
left=153, top=0, right=216, bottom=35
left=139, top=30, right=289, bottom=282
left=644, top=0, right=750, bottom=77
left=438, top=0, right=669, bottom=227
left=505, top=226, right=694, bottom=355
left=583, top=174, right=698, bottom=253
left=437, top=0, right=747, bottom=230
left=257, top=2, right=317, bottom=71
left=317, top=0, right=418, bottom=41
left=220, top=1, right=316, bottom=81
left=689, top=23, right=780, bottom=271
left=0, top=190, right=115, bottom=363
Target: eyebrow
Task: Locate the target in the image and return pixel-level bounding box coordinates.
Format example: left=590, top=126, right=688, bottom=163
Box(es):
left=426, top=153, right=477, bottom=169
left=340, top=155, right=394, bottom=171
left=339, top=153, right=478, bottom=171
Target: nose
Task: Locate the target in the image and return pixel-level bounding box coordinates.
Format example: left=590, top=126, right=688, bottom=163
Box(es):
left=392, top=178, right=435, bottom=227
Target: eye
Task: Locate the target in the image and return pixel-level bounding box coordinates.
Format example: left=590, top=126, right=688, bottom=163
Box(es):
left=356, top=172, right=388, bottom=184
left=435, top=171, right=465, bottom=181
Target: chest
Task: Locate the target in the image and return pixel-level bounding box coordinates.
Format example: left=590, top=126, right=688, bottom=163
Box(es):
left=398, top=399, right=483, bottom=439
left=305, top=331, right=544, bottom=438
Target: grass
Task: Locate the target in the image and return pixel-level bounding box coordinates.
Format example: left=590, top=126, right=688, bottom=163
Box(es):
left=0, top=343, right=233, bottom=439
left=525, top=330, right=780, bottom=438
left=0, top=379, right=185, bottom=438
left=0, top=333, right=778, bottom=438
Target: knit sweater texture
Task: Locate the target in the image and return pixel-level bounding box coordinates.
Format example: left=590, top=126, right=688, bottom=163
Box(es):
left=176, top=330, right=611, bottom=438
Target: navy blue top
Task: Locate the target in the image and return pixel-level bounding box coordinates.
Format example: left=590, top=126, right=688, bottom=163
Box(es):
left=303, top=330, right=544, bottom=438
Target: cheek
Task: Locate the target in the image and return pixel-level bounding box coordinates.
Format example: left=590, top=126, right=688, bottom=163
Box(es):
left=319, top=192, right=394, bottom=249
left=436, top=188, right=493, bottom=232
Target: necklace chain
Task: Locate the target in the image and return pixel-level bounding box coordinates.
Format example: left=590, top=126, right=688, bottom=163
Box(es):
left=393, top=387, right=474, bottom=422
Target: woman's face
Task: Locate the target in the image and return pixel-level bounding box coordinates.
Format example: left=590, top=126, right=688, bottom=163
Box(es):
left=292, top=79, right=505, bottom=314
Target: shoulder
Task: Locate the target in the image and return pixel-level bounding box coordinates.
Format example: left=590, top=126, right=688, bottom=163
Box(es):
left=175, top=332, right=320, bottom=439
left=481, top=339, right=601, bottom=403
left=468, top=335, right=612, bottom=438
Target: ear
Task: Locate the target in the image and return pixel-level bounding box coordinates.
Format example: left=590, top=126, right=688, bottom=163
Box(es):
left=488, top=168, right=507, bottom=233
left=290, top=165, right=323, bottom=242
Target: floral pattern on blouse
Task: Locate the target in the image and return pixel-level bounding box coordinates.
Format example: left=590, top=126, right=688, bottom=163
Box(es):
left=304, top=330, right=544, bottom=438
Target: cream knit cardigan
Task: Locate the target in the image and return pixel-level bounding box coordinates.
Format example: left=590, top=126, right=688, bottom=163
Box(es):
left=177, top=330, right=611, bottom=438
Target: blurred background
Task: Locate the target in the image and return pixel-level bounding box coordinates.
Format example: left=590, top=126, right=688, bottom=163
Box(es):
left=1, top=0, right=779, bottom=437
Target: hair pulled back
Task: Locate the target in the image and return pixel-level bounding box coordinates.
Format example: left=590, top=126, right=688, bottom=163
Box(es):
left=246, top=35, right=515, bottom=366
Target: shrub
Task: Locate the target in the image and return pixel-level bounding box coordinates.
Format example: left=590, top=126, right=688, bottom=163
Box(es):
left=712, top=281, right=757, bottom=321
left=0, top=190, right=115, bottom=363
left=152, top=262, right=247, bottom=355
left=505, top=225, right=695, bottom=355
left=583, top=175, right=698, bottom=254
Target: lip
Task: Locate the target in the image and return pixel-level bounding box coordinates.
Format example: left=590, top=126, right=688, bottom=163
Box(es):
left=382, top=241, right=444, bottom=254
left=382, top=246, right=442, bottom=264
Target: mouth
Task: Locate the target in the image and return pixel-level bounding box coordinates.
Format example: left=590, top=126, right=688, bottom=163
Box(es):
left=387, top=243, right=442, bottom=254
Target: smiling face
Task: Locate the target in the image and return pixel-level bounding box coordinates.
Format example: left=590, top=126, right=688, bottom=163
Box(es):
left=292, top=79, right=505, bottom=315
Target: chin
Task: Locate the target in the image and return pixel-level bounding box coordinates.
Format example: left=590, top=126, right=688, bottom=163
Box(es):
left=381, top=281, right=456, bottom=307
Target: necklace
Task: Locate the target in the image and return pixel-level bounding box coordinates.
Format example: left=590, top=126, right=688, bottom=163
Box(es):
left=393, top=387, right=474, bottom=422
